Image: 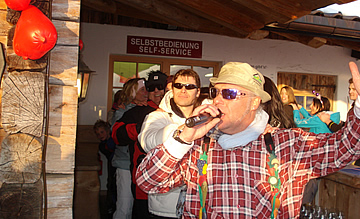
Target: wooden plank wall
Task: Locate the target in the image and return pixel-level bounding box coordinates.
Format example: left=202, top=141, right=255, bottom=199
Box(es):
left=319, top=171, right=360, bottom=218
left=0, top=0, right=80, bottom=217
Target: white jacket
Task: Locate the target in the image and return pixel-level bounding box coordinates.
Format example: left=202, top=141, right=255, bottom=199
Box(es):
left=138, top=90, right=184, bottom=218
left=139, top=90, right=185, bottom=153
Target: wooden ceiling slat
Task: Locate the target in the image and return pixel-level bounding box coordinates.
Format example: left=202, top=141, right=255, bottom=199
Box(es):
left=168, top=0, right=264, bottom=35
left=114, top=2, right=170, bottom=25
left=115, top=0, right=249, bottom=37
left=82, top=0, right=117, bottom=14
left=229, top=0, right=292, bottom=24
left=247, top=0, right=355, bottom=23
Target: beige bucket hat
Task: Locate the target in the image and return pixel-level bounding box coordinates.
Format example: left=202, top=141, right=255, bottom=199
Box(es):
left=210, top=62, right=271, bottom=102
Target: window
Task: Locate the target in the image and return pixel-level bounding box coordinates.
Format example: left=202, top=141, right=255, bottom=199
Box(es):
left=294, top=90, right=317, bottom=112
left=108, top=55, right=221, bottom=111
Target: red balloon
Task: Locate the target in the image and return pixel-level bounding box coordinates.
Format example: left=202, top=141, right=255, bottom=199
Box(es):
left=79, top=39, right=84, bottom=51
left=5, top=0, right=30, bottom=11
left=13, top=5, right=58, bottom=60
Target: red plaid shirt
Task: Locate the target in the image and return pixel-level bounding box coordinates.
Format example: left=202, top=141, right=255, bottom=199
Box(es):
left=136, top=110, right=360, bottom=218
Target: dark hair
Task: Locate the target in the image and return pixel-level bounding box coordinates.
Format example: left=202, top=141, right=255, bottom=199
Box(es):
left=93, top=119, right=111, bottom=132
left=172, top=69, right=202, bottom=110
left=313, top=96, right=330, bottom=114
left=263, top=76, right=296, bottom=128
left=146, top=70, right=168, bottom=90
left=349, top=78, right=353, bottom=84
left=114, top=90, right=122, bottom=104
left=172, top=69, right=201, bottom=88
left=166, top=75, right=174, bottom=85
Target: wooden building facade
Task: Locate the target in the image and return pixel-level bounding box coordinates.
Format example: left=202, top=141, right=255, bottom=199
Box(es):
left=0, top=0, right=358, bottom=218
left=0, top=0, right=79, bottom=217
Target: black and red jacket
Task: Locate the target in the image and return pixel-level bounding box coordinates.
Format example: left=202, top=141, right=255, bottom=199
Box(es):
left=112, top=100, right=158, bottom=200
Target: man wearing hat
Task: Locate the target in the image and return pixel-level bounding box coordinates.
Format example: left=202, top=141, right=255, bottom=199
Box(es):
left=136, top=62, right=360, bottom=218
left=112, top=70, right=168, bottom=218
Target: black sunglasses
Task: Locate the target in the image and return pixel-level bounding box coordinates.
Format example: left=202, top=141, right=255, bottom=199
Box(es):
left=146, top=84, right=165, bottom=92
left=209, top=87, right=253, bottom=100
left=173, top=83, right=198, bottom=90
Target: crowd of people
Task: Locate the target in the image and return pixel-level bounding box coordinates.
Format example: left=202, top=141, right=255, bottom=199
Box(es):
left=94, top=61, right=360, bottom=219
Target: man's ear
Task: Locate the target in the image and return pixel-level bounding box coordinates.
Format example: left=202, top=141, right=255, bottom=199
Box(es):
left=196, top=88, right=201, bottom=98
left=251, top=97, right=261, bottom=111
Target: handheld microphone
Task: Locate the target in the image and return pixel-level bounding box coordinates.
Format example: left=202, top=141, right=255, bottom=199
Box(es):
left=185, top=111, right=222, bottom=128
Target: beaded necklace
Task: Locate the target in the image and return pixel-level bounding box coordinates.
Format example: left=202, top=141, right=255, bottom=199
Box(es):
left=197, top=137, right=210, bottom=219
left=265, top=133, right=281, bottom=219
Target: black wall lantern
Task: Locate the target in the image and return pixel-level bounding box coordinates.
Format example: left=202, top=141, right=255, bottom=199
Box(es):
left=77, top=57, right=95, bottom=102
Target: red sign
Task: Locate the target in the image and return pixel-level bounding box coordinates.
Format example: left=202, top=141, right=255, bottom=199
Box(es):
left=127, top=35, right=202, bottom=58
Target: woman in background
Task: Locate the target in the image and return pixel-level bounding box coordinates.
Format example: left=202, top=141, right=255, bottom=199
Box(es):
left=111, top=78, right=148, bottom=219
left=263, top=77, right=296, bottom=128
left=291, top=94, right=340, bottom=134
left=111, top=79, right=148, bottom=126
left=107, top=90, right=125, bottom=124
left=280, top=86, right=297, bottom=124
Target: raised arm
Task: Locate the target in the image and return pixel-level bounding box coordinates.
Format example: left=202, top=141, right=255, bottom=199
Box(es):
left=312, top=62, right=360, bottom=170
left=293, top=108, right=320, bottom=129
left=349, top=62, right=360, bottom=120
left=350, top=62, right=360, bottom=95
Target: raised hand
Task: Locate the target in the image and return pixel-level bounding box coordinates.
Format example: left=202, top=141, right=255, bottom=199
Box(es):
left=349, top=62, right=360, bottom=95
left=179, top=104, right=221, bottom=143
left=317, top=112, right=331, bottom=125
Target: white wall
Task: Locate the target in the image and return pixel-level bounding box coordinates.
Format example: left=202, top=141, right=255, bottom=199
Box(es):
left=79, top=23, right=358, bottom=125
left=79, top=23, right=359, bottom=190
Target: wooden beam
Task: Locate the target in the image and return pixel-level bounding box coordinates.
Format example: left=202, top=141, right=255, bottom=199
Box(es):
left=248, top=30, right=269, bottom=40
left=115, top=0, right=206, bottom=28
left=327, top=38, right=360, bottom=51
left=307, top=37, right=327, bottom=48
left=81, top=0, right=117, bottom=14
left=2, top=71, right=45, bottom=137
left=249, top=0, right=355, bottom=23
left=115, top=0, right=248, bottom=37
left=0, top=9, right=11, bottom=46
left=0, top=134, right=42, bottom=183
left=0, top=182, right=43, bottom=218
left=113, top=2, right=169, bottom=24
left=227, top=0, right=292, bottom=24
left=275, top=32, right=327, bottom=48
left=167, top=0, right=262, bottom=36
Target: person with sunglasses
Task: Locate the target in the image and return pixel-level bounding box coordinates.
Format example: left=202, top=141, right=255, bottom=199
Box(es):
left=111, top=70, right=168, bottom=218
left=138, top=69, right=202, bottom=218
left=136, top=61, right=360, bottom=219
